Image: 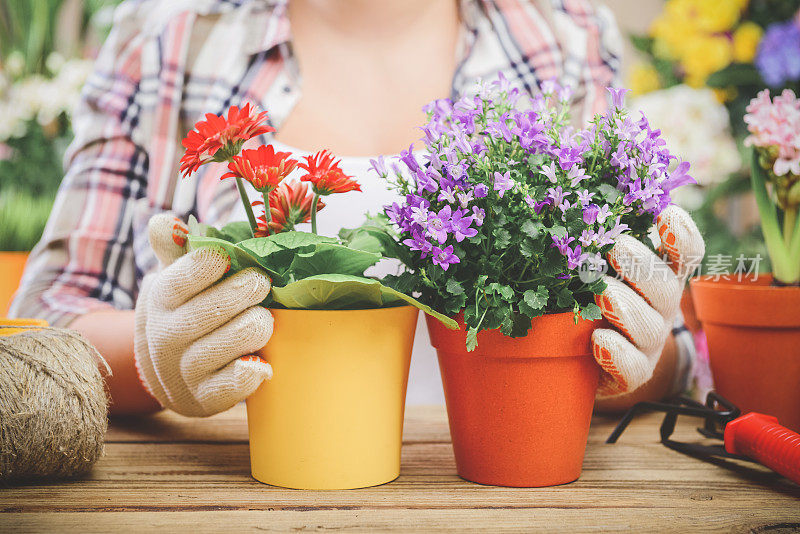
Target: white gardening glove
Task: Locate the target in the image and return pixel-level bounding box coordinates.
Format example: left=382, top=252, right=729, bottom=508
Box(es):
left=134, top=214, right=274, bottom=416
left=592, top=205, right=705, bottom=398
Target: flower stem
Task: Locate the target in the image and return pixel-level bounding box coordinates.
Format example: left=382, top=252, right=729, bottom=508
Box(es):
left=311, top=193, right=320, bottom=234
left=783, top=207, right=797, bottom=249
left=235, top=175, right=257, bottom=237
left=262, top=191, right=272, bottom=235
left=750, top=152, right=793, bottom=283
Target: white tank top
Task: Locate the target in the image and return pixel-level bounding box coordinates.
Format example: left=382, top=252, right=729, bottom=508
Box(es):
left=228, top=141, right=445, bottom=405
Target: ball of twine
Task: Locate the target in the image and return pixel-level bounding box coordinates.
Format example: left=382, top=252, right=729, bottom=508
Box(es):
left=0, top=326, right=109, bottom=483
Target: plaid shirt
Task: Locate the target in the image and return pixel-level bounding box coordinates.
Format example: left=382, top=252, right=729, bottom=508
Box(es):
left=11, top=0, right=623, bottom=325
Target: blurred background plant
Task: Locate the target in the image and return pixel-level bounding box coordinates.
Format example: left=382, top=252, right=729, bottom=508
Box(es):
left=626, top=0, right=800, bottom=271
left=0, top=0, right=119, bottom=251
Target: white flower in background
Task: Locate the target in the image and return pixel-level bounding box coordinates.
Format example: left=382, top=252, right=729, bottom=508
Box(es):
left=629, top=85, right=742, bottom=211
left=0, top=58, right=92, bottom=142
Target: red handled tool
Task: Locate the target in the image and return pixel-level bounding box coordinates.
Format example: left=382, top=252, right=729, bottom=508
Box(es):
left=607, top=392, right=800, bottom=485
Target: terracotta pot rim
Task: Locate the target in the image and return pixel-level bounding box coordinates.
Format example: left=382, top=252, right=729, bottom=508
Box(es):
left=427, top=310, right=605, bottom=360
left=690, top=274, right=800, bottom=292
left=691, top=273, right=800, bottom=328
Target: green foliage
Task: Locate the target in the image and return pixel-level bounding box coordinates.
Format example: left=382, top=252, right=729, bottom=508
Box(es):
left=0, top=188, right=55, bottom=251
left=187, top=224, right=457, bottom=328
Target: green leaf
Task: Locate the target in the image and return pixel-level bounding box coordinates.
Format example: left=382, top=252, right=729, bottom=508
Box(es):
left=289, top=243, right=381, bottom=279
left=520, top=239, right=537, bottom=259
left=271, top=274, right=458, bottom=328
left=580, top=302, right=602, bottom=321
left=487, top=283, right=514, bottom=300
left=598, top=183, right=621, bottom=203
left=547, top=225, right=567, bottom=238
left=239, top=232, right=337, bottom=278
left=523, top=286, right=548, bottom=310
left=556, top=287, right=574, bottom=309
left=521, top=220, right=543, bottom=238
left=629, top=34, right=653, bottom=55
left=493, top=227, right=512, bottom=248
left=271, top=273, right=382, bottom=308
left=219, top=221, right=254, bottom=243
left=466, top=327, right=479, bottom=352
left=187, top=234, right=284, bottom=283
left=706, top=63, right=763, bottom=88
left=446, top=278, right=465, bottom=295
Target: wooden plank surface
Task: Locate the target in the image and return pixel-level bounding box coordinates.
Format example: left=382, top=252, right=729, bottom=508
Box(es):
left=2, top=405, right=799, bottom=532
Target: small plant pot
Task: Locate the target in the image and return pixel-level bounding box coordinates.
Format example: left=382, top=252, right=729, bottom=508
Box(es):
left=0, top=252, right=28, bottom=314
left=246, top=306, right=418, bottom=489
left=426, top=312, right=604, bottom=487
left=691, top=274, right=800, bottom=432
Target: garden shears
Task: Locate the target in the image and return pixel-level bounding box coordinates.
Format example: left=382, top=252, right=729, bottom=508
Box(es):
left=606, top=392, right=800, bottom=485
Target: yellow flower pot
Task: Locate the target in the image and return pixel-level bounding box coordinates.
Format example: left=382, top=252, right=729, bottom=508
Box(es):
left=246, top=305, right=418, bottom=489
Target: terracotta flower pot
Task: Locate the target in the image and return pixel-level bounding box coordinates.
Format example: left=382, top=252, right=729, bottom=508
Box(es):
left=426, top=312, right=605, bottom=487
left=691, top=274, right=800, bottom=432
left=246, top=306, right=418, bottom=489
left=0, top=252, right=28, bottom=315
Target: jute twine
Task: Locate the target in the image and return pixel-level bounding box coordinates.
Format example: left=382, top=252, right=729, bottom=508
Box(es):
left=0, top=326, right=110, bottom=483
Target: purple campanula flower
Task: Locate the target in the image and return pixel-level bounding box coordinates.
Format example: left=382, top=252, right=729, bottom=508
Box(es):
left=493, top=171, right=515, bottom=197
left=551, top=234, right=575, bottom=255
left=579, top=229, right=597, bottom=247
left=432, top=245, right=460, bottom=270
left=403, top=232, right=434, bottom=258
left=369, top=156, right=388, bottom=178
left=533, top=199, right=550, bottom=214
left=607, top=87, right=629, bottom=110
left=547, top=186, right=567, bottom=206
left=438, top=188, right=457, bottom=203
left=449, top=209, right=478, bottom=242
left=524, top=195, right=536, bottom=208
left=457, top=189, right=474, bottom=207
left=576, top=189, right=594, bottom=207
left=756, top=20, right=800, bottom=87
left=474, top=183, right=489, bottom=198
left=565, top=245, right=587, bottom=270
left=414, top=168, right=440, bottom=194
left=662, top=161, right=695, bottom=192
left=595, top=204, right=612, bottom=224
left=567, top=166, right=587, bottom=187
left=582, top=203, right=600, bottom=224
left=486, top=112, right=515, bottom=143
left=426, top=205, right=453, bottom=244
left=541, top=162, right=558, bottom=183
left=556, top=146, right=583, bottom=170
left=400, top=145, right=420, bottom=173
left=558, top=199, right=572, bottom=214
left=472, top=206, right=486, bottom=226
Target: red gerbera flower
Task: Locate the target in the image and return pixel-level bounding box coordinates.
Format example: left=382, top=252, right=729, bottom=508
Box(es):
left=222, top=144, right=298, bottom=192
left=252, top=181, right=325, bottom=235
left=179, top=103, right=274, bottom=177
left=298, top=150, right=361, bottom=195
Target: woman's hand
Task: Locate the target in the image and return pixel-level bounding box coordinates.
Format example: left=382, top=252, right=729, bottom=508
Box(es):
left=591, top=206, right=705, bottom=398
left=134, top=214, right=274, bottom=417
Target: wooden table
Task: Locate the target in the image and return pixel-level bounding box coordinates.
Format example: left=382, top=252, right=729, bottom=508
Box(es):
left=2, top=405, right=799, bottom=532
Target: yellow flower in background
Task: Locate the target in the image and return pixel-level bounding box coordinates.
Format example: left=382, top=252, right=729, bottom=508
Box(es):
left=713, top=86, right=739, bottom=103
left=628, top=63, right=661, bottom=95
left=682, top=35, right=734, bottom=87
left=695, top=0, right=742, bottom=33
left=733, top=22, right=763, bottom=63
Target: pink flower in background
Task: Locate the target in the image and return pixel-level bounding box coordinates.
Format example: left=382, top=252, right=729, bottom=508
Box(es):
left=744, top=89, right=800, bottom=176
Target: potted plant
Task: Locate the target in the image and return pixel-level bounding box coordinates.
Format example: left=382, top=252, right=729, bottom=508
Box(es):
left=179, top=104, right=456, bottom=490
left=371, top=78, right=696, bottom=487
left=691, top=89, right=800, bottom=432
